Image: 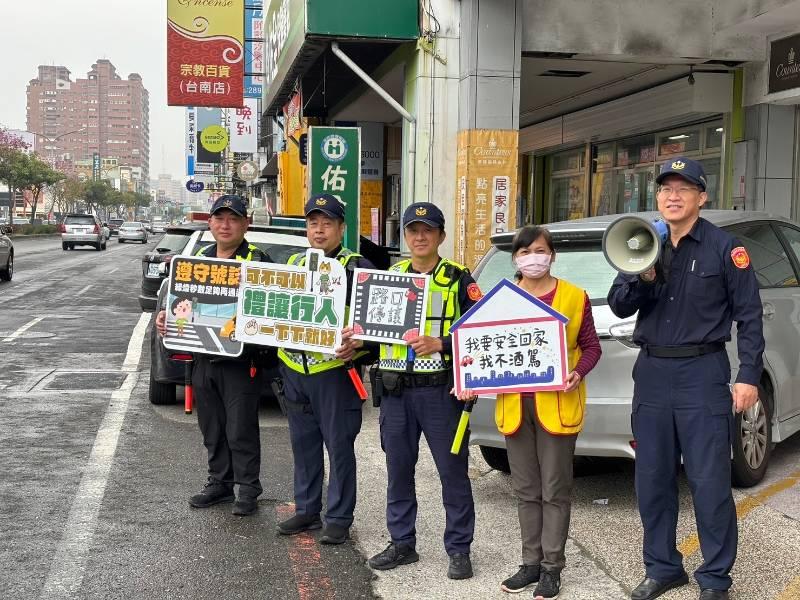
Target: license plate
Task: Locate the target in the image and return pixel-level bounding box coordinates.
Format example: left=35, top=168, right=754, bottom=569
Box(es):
left=147, top=263, right=161, bottom=278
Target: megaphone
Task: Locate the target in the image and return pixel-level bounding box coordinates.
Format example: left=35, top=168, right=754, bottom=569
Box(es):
left=602, top=216, right=669, bottom=275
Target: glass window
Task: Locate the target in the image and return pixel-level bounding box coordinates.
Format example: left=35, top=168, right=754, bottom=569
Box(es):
left=551, top=176, right=585, bottom=221
left=726, top=223, right=797, bottom=288
left=705, top=125, right=724, bottom=150
left=591, top=169, right=616, bottom=216
left=697, top=158, right=721, bottom=210
left=616, top=134, right=655, bottom=167
left=594, top=142, right=615, bottom=169
left=776, top=225, right=800, bottom=280
left=615, top=169, right=656, bottom=213
left=658, top=128, right=701, bottom=157
left=551, top=148, right=583, bottom=173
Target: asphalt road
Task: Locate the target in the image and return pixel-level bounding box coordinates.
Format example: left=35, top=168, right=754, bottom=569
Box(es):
left=2, top=235, right=800, bottom=600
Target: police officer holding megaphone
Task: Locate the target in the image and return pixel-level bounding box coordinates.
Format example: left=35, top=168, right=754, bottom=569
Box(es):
left=606, top=157, right=764, bottom=600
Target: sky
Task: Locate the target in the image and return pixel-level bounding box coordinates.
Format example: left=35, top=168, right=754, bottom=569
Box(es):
left=0, top=1, right=185, bottom=180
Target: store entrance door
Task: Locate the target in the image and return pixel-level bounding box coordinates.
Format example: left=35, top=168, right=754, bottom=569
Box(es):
left=617, top=168, right=656, bottom=213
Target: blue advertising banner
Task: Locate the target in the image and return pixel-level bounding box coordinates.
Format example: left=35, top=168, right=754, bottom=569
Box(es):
left=245, top=2, right=264, bottom=98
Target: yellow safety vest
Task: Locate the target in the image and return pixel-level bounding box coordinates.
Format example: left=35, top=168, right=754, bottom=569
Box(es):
left=378, top=258, right=466, bottom=373
left=196, top=242, right=263, bottom=262
left=277, top=248, right=367, bottom=374
left=494, top=279, right=587, bottom=436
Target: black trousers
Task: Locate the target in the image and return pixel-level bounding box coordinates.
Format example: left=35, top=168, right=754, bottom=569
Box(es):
left=192, top=356, right=263, bottom=498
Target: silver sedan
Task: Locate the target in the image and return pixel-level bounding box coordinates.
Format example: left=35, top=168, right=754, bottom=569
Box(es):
left=118, top=222, right=149, bottom=244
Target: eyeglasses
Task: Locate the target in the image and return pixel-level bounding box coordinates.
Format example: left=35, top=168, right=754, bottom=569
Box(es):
left=658, top=185, right=700, bottom=196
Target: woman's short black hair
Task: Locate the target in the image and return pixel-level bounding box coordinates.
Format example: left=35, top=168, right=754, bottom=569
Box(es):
left=172, top=296, right=191, bottom=314
left=511, top=225, right=554, bottom=255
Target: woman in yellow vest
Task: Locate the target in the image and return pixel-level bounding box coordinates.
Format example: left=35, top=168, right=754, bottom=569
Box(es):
left=460, top=225, right=601, bottom=599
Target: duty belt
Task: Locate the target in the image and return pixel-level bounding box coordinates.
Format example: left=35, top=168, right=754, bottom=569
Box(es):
left=380, top=370, right=451, bottom=394
left=642, top=341, right=725, bottom=358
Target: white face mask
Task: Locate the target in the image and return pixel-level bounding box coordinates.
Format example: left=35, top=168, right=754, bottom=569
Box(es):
left=515, top=252, right=552, bottom=279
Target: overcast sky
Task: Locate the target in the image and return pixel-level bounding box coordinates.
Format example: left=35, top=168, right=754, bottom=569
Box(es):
left=0, top=1, right=185, bottom=180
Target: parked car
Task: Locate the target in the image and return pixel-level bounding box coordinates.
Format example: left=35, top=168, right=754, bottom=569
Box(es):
left=107, top=218, right=124, bottom=236
left=138, top=224, right=209, bottom=311
left=148, top=225, right=310, bottom=405
left=469, top=210, right=800, bottom=487
left=59, top=213, right=107, bottom=251
left=118, top=221, right=149, bottom=244
left=0, top=224, right=13, bottom=281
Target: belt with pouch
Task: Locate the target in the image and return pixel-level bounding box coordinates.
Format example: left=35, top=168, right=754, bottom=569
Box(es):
left=642, top=341, right=725, bottom=358
left=380, top=370, right=451, bottom=393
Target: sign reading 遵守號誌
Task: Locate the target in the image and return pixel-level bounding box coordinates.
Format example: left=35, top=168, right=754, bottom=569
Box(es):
left=235, top=249, right=348, bottom=354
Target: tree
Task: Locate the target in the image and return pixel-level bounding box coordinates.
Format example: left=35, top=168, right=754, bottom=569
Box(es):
left=16, top=155, right=64, bottom=223
left=50, top=177, right=85, bottom=215
left=0, top=127, right=31, bottom=226
left=83, top=181, right=111, bottom=216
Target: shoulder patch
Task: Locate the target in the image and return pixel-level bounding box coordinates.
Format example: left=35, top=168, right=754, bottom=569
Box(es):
left=467, top=282, right=483, bottom=301
left=731, top=246, right=750, bottom=269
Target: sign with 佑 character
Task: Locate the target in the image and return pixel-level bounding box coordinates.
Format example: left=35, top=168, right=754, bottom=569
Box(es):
left=235, top=249, right=347, bottom=353
left=308, top=126, right=361, bottom=251
left=348, top=269, right=430, bottom=345
left=163, top=256, right=244, bottom=357
left=450, top=280, right=569, bottom=396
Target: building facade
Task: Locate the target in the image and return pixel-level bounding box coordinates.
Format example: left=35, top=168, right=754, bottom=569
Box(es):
left=26, top=59, right=150, bottom=186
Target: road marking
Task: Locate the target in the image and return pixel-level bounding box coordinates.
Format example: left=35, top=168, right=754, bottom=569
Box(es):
left=677, top=469, right=800, bottom=558
left=276, top=503, right=334, bottom=600
left=108, top=268, right=119, bottom=274
left=776, top=575, right=800, bottom=599
left=2, top=316, right=45, bottom=342
left=75, top=284, right=92, bottom=296
left=39, top=312, right=151, bottom=599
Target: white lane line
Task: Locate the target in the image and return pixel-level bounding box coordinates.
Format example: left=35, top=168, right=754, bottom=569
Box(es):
left=108, top=268, right=119, bottom=274
left=40, top=312, right=151, bottom=599
left=75, top=284, right=93, bottom=296
left=3, top=316, right=45, bottom=342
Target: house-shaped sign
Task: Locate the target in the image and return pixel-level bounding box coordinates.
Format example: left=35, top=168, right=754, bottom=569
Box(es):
left=451, top=279, right=569, bottom=396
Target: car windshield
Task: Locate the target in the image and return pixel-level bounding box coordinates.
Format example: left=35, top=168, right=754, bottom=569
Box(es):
left=122, top=222, right=139, bottom=227
left=65, top=216, right=95, bottom=225
left=110, top=219, right=124, bottom=225
left=155, top=231, right=194, bottom=252
left=476, top=246, right=618, bottom=304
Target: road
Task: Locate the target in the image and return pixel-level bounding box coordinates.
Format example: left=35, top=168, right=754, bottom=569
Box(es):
left=1, top=235, right=800, bottom=599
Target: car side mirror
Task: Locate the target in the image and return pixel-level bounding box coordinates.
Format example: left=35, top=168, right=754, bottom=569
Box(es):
left=102, top=222, right=108, bottom=226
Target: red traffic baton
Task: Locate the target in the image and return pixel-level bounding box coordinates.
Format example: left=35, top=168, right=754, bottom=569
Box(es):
left=346, top=361, right=368, bottom=401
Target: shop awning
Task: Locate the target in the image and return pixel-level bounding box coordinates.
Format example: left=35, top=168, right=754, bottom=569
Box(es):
left=262, top=0, right=419, bottom=116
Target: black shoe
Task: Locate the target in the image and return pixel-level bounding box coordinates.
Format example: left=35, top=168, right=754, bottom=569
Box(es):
left=276, top=513, right=322, bottom=535
left=188, top=479, right=234, bottom=508
left=231, top=497, right=258, bottom=516
left=319, top=523, right=349, bottom=544
left=447, top=553, right=473, bottom=580
left=699, top=590, right=729, bottom=600
left=500, top=564, right=540, bottom=593
left=631, top=575, right=690, bottom=600
left=368, top=542, right=419, bottom=571
left=533, top=568, right=561, bottom=599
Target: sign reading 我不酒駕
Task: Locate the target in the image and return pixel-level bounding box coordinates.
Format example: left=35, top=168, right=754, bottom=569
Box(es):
left=167, top=0, right=244, bottom=107
left=262, top=0, right=418, bottom=112
left=769, top=33, right=800, bottom=94
left=307, top=126, right=361, bottom=251
left=235, top=249, right=347, bottom=354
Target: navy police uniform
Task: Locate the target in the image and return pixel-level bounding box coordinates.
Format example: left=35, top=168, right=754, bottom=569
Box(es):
left=607, top=158, right=764, bottom=592
left=192, top=196, right=274, bottom=505
left=377, top=203, right=481, bottom=559
left=278, top=195, right=374, bottom=532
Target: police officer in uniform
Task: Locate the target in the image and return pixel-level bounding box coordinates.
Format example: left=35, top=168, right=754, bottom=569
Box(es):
left=156, top=194, right=273, bottom=516
left=368, top=202, right=482, bottom=580
left=607, top=157, right=764, bottom=600
left=276, top=193, right=374, bottom=545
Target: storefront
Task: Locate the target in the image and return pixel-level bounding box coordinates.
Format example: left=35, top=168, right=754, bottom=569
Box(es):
left=519, top=72, right=734, bottom=224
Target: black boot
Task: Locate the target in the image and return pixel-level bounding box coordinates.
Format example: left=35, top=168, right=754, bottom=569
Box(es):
left=276, top=513, right=322, bottom=535
left=188, top=479, right=234, bottom=508
left=447, top=553, right=473, bottom=580
left=368, top=542, right=419, bottom=571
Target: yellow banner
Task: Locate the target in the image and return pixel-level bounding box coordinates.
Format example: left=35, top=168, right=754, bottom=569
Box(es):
left=168, top=0, right=244, bottom=39
left=360, top=180, right=383, bottom=237
left=454, top=130, right=519, bottom=269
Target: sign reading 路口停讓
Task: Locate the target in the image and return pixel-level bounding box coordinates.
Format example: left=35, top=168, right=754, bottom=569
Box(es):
left=451, top=280, right=569, bottom=396
left=347, top=269, right=429, bottom=345
left=166, top=0, right=245, bottom=107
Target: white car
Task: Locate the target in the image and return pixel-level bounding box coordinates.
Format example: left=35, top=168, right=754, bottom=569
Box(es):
left=118, top=221, right=149, bottom=244
left=469, top=210, right=800, bottom=487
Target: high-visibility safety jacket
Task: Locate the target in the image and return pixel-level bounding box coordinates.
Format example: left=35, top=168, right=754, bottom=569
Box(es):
left=379, top=258, right=466, bottom=373
left=278, top=248, right=368, bottom=374
left=494, top=279, right=588, bottom=436
left=195, top=242, right=265, bottom=262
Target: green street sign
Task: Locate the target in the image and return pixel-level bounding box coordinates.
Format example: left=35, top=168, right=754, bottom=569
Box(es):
left=307, top=126, right=361, bottom=251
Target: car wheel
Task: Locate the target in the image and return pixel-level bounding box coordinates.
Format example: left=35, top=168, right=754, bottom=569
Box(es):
left=118, top=238, right=123, bottom=243
left=479, top=445, right=510, bottom=473
left=95, top=242, right=102, bottom=251
left=68, top=243, right=74, bottom=250
left=731, top=384, right=772, bottom=488
left=0, top=253, right=12, bottom=281
left=149, top=369, right=177, bottom=405
left=62, top=242, right=68, bottom=250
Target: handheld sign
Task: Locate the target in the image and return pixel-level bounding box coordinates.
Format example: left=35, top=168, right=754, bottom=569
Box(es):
left=163, top=256, right=244, bottom=357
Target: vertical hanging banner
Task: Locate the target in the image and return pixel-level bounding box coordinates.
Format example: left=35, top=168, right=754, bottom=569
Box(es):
left=244, top=1, right=264, bottom=98
left=308, top=126, right=361, bottom=251
left=185, top=107, right=196, bottom=176
left=454, top=130, right=519, bottom=269
left=359, top=121, right=384, bottom=238
left=230, top=98, right=259, bottom=152
left=167, top=0, right=245, bottom=107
